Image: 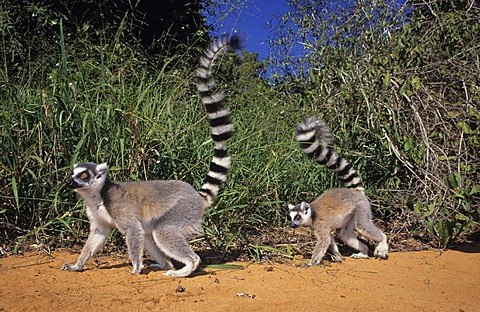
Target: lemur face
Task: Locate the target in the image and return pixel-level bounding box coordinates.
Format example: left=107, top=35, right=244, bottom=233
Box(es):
left=288, top=202, right=312, bottom=228
left=67, top=162, right=108, bottom=190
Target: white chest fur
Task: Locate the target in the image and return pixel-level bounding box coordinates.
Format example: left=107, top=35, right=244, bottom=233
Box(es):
left=86, top=203, right=115, bottom=226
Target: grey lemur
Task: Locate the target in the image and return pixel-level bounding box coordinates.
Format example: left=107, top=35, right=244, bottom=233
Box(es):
left=288, top=117, right=388, bottom=265
left=62, top=36, right=241, bottom=277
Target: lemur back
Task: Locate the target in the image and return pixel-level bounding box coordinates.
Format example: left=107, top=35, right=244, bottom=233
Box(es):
left=63, top=36, right=241, bottom=277
left=288, top=117, right=388, bottom=265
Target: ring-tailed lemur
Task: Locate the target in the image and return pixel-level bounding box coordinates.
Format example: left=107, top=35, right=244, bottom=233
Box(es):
left=288, top=117, right=388, bottom=265
left=62, top=36, right=241, bottom=277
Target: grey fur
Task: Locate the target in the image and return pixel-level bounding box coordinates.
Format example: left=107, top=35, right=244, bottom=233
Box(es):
left=289, top=117, right=388, bottom=265
left=62, top=37, right=239, bottom=277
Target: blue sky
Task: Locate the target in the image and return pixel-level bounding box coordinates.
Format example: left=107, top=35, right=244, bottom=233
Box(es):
left=206, top=1, right=289, bottom=60
left=206, top=0, right=411, bottom=64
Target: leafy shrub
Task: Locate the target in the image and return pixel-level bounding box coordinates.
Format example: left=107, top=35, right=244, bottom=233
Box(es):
left=267, top=0, right=479, bottom=247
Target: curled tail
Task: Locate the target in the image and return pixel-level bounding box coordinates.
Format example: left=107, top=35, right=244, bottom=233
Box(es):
left=296, top=117, right=363, bottom=190
left=197, top=36, right=241, bottom=206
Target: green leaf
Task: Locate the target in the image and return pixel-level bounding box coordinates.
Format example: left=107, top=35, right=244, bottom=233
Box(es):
left=457, top=121, right=472, bottom=134
left=455, top=213, right=469, bottom=221
left=206, top=264, right=244, bottom=270
left=413, top=202, right=421, bottom=214
left=426, top=220, right=435, bottom=236
left=383, top=72, right=391, bottom=86
left=399, top=78, right=410, bottom=95
left=12, top=177, right=19, bottom=212
left=411, top=76, right=420, bottom=90
left=424, top=204, right=435, bottom=217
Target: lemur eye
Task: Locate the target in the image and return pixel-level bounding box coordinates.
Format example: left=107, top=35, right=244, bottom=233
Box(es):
left=80, top=172, right=89, bottom=179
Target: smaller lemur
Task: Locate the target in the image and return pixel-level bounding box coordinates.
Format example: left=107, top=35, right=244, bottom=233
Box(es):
left=288, top=117, right=388, bottom=265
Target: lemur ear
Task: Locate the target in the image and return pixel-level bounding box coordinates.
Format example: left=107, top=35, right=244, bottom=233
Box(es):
left=300, top=202, right=311, bottom=213
left=288, top=204, right=295, bottom=210
left=96, top=163, right=108, bottom=177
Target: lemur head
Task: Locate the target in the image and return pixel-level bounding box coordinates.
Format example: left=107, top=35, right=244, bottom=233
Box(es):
left=67, top=162, right=108, bottom=191
left=288, top=202, right=313, bottom=228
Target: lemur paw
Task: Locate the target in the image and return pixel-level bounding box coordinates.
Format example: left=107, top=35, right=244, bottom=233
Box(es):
left=374, top=244, right=389, bottom=259
left=62, top=263, right=82, bottom=271
left=330, top=254, right=344, bottom=262
left=351, top=253, right=369, bottom=259
left=309, top=255, right=325, bottom=266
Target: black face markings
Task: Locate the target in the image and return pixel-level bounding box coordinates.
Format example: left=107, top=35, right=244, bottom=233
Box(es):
left=294, top=214, right=302, bottom=221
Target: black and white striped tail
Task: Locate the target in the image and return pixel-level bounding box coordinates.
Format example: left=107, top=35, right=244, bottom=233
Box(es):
left=296, top=117, right=363, bottom=190
left=197, top=36, right=241, bottom=206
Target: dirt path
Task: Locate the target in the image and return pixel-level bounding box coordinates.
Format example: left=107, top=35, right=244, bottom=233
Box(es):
left=0, top=247, right=478, bottom=311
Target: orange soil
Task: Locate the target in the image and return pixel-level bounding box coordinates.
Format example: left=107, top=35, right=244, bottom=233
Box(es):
left=0, top=248, right=478, bottom=311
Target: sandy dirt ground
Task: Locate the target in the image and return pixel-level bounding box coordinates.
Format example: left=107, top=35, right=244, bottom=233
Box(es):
left=0, top=245, right=479, bottom=312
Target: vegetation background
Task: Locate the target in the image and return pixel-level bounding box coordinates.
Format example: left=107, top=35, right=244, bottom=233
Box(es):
left=1, top=0, right=478, bottom=260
